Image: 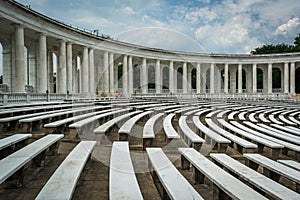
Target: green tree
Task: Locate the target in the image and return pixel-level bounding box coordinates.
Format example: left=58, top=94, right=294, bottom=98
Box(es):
left=251, top=33, right=300, bottom=54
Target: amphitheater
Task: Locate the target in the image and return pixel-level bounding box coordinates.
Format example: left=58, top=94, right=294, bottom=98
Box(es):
left=1, top=0, right=300, bottom=199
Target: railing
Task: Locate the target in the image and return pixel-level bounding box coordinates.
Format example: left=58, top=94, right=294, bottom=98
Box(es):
left=0, top=84, right=8, bottom=92
left=162, top=89, right=169, bottom=94
left=147, top=89, right=156, bottom=94
left=272, top=88, right=283, bottom=93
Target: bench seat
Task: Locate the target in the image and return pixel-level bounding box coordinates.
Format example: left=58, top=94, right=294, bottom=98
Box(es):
left=193, top=116, right=230, bottom=152
left=0, top=134, right=32, bottom=151
left=277, top=160, right=300, bottom=171
left=218, top=119, right=283, bottom=158
left=110, top=142, right=143, bottom=200
left=211, top=153, right=300, bottom=200
left=94, top=111, right=142, bottom=134
left=143, top=113, right=164, bottom=149
left=206, top=118, right=257, bottom=153
left=179, top=116, right=204, bottom=150
left=178, top=148, right=267, bottom=200
left=146, top=148, right=203, bottom=200
left=118, top=110, right=153, bottom=141
left=0, top=134, right=63, bottom=185
left=163, top=113, right=180, bottom=141
left=244, top=153, right=300, bottom=193
left=35, top=141, right=96, bottom=200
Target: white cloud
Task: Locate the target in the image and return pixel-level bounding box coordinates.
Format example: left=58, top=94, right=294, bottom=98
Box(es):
left=275, top=17, right=300, bottom=35
left=122, top=6, right=135, bottom=15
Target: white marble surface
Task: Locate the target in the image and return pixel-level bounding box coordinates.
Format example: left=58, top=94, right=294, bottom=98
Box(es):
left=163, top=113, right=180, bottom=139
left=36, top=141, right=96, bottom=200
left=179, top=116, right=204, bottom=142
left=0, top=134, right=32, bottom=150
left=147, top=148, right=203, bottom=200
left=110, top=142, right=143, bottom=200
left=179, top=148, right=267, bottom=200
left=0, top=134, right=63, bottom=184
left=211, top=153, right=300, bottom=200
left=143, top=113, right=164, bottom=139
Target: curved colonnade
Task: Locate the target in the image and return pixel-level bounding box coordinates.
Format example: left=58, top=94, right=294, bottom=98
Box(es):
left=1, top=0, right=300, bottom=98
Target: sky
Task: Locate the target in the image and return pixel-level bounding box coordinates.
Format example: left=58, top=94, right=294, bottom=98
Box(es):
left=4, top=0, right=300, bottom=55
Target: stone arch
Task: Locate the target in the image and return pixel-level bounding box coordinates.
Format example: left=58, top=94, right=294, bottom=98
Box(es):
left=148, top=65, right=155, bottom=89
left=133, top=64, right=141, bottom=91
left=117, top=63, right=123, bottom=89
left=296, top=67, right=300, bottom=93
left=177, top=67, right=183, bottom=90
left=206, top=68, right=210, bottom=91
left=162, top=66, right=169, bottom=90
left=220, top=69, right=230, bottom=91
left=257, top=68, right=264, bottom=92
left=191, top=68, right=197, bottom=89
left=272, top=67, right=281, bottom=91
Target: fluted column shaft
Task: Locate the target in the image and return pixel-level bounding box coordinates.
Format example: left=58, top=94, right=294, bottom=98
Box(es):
left=109, top=53, right=114, bottom=93
left=224, top=63, right=229, bottom=93
left=183, top=62, right=187, bottom=93
left=128, top=56, right=133, bottom=95
left=103, top=51, right=109, bottom=93
left=15, top=25, right=25, bottom=92
left=267, top=63, right=272, bottom=94
left=37, top=33, right=47, bottom=93
left=238, top=64, right=242, bottom=93
left=290, top=62, right=295, bottom=94
left=196, top=63, right=201, bottom=93
left=252, top=64, right=257, bottom=93
left=142, top=58, right=147, bottom=94
left=58, top=40, right=67, bottom=94
left=89, top=48, right=95, bottom=94
left=66, top=42, right=72, bottom=93
left=169, top=61, right=174, bottom=94
left=155, top=60, right=161, bottom=94
left=122, top=55, right=128, bottom=96
left=210, top=63, right=215, bottom=94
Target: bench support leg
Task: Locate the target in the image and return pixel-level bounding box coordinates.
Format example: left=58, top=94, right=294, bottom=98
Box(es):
left=143, top=138, right=153, bottom=151
left=263, top=167, right=281, bottom=182
left=217, top=143, right=228, bottom=153
left=245, top=159, right=259, bottom=171
left=181, top=156, right=190, bottom=170
left=270, top=149, right=280, bottom=160
left=257, top=144, right=264, bottom=153
left=193, top=167, right=204, bottom=184
left=119, top=133, right=128, bottom=141
left=192, top=142, right=202, bottom=151
left=212, top=184, right=230, bottom=200
left=296, top=184, right=300, bottom=193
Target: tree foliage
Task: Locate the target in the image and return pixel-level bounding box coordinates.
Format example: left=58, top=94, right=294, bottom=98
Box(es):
left=251, top=33, right=300, bottom=54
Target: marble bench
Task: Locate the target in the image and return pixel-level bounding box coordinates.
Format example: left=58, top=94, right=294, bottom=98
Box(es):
left=277, top=159, right=300, bottom=171
left=211, top=153, right=300, bottom=200
left=142, top=113, right=164, bottom=150
left=110, top=142, right=143, bottom=200
left=35, top=141, right=96, bottom=200
left=244, top=153, right=300, bottom=193
left=118, top=110, right=153, bottom=141
left=178, top=148, right=267, bottom=200
left=163, top=113, right=180, bottom=143
left=192, top=115, right=230, bottom=152
left=146, top=148, right=203, bottom=200
left=0, top=134, right=63, bottom=187
left=218, top=119, right=283, bottom=158
left=179, top=116, right=204, bottom=150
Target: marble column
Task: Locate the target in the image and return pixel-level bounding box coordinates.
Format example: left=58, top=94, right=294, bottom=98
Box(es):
left=252, top=64, right=257, bottom=93
left=48, top=52, right=54, bottom=93
left=238, top=64, right=242, bottom=93
left=196, top=63, right=201, bottom=93
left=267, top=63, right=272, bottom=94
left=66, top=42, right=72, bottom=93
left=284, top=62, right=289, bottom=93
left=122, top=55, right=128, bottom=96
left=210, top=63, right=215, bottom=94
left=290, top=62, right=295, bottom=94
left=169, top=61, right=174, bottom=94
left=128, top=56, right=133, bottom=95
left=37, top=33, right=47, bottom=93
left=58, top=40, right=67, bottom=94
left=109, top=53, right=114, bottom=93
left=155, top=60, right=161, bottom=94
left=142, top=58, right=147, bottom=94
left=224, top=63, right=229, bottom=93
left=183, top=62, right=187, bottom=93
left=15, top=24, right=25, bottom=92
left=103, top=51, right=109, bottom=93
left=81, top=47, right=89, bottom=94
left=88, top=48, right=95, bottom=94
